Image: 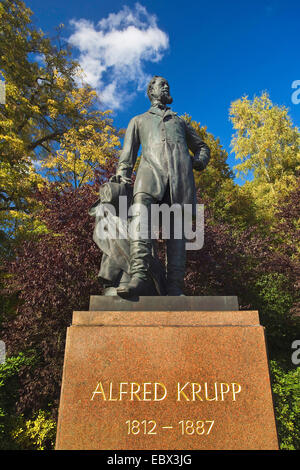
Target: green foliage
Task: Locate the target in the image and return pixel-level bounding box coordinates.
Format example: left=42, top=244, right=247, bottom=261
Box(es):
left=253, top=273, right=295, bottom=351
left=229, top=92, right=300, bottom=224
left=183, top=115, right=259, bottom=229
left=254, top=273, right=294, bottom=319
left=254, top=272, right=294, bottom=323
left=0, top=352, right=36, bottom=449
left=11, top=410, right=56, bottom=450
left=0, top=352, right=55, bottom=449
left=270, top=361, right=300, bottom=450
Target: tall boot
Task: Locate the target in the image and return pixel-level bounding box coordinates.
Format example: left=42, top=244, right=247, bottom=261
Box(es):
left=166, top=238, right=186, bottom=296
left=117, top=192, right=156, bottom=297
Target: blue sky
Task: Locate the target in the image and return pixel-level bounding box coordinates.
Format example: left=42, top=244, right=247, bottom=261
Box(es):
left=25, top=0, right=300, bottom=182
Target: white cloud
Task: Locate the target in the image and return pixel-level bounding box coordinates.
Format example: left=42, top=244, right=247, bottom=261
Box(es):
left=68, top=3, right=169, bottom=109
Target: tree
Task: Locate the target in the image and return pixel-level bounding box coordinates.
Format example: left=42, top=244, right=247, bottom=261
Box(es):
left=229, top=92, right=300, bottom=223
left=41, top=88, right=121, bottom=188
left=0, top=0, right=72, bottom=233
left=0, top=0, right=120, bottom=248
left=0, top=0, right=80, bottom=164
left=2, top=183, right=103, bottom=418
left=270, top=180, right=300, bottom=260
left=183, top=116, right=259, bottom=228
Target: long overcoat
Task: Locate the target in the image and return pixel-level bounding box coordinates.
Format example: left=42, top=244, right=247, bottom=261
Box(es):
left=116, top=106, right=210, bottom=209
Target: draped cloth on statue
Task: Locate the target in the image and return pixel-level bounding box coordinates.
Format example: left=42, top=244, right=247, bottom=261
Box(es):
left=89, top=182, right=166, bottom=295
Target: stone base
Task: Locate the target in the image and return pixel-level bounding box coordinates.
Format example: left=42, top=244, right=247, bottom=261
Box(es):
left=89, top=295, right=239, bottom=311
left=55, top=304, right=278, bottom=450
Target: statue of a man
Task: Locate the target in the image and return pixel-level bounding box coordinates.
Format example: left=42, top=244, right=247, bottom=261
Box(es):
left=110, top=76, right=210, bottom=297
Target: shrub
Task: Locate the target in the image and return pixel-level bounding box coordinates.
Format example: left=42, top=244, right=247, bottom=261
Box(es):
left=270, top=361, right=300, bottom=450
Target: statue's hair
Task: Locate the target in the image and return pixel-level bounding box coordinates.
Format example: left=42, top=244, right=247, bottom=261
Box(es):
left=147, top=75, right=166, bottom=100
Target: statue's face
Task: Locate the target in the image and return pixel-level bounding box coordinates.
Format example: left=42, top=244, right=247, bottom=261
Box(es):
left=150, top=77, right=173, bottom=105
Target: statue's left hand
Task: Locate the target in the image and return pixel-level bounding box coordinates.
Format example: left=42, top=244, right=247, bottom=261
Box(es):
left=193, top=159, right=204, bottom=171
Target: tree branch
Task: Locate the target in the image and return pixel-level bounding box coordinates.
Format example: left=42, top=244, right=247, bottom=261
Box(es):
left=27, top=131, right=64, bottom=151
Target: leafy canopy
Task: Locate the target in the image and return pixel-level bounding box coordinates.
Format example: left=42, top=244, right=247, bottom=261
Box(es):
left=229, top=92, right=300, bottom=221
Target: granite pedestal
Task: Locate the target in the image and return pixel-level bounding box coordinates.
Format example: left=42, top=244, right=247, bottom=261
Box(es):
left=55, top=297, right=278, bottom=450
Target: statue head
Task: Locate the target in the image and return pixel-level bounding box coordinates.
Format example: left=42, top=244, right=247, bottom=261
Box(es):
left=147, top=76, right=173, bottom=106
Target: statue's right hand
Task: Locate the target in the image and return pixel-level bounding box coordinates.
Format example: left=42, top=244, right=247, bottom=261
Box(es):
left=109, top=174, right=122, bottom=183
left=109, top=174, right=131, bottom=185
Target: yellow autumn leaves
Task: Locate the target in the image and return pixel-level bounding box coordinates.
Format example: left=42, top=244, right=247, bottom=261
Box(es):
left=230, top=93, right=300, bottom=222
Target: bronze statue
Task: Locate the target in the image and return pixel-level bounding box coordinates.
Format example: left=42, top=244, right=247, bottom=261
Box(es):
left=90, top=76, right=210, bottom=297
